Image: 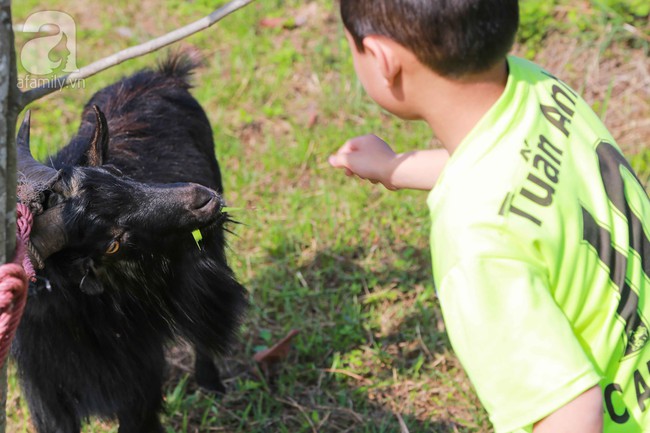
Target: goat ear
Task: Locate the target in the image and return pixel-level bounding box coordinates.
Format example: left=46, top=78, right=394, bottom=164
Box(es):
left=85, top=105, right=109, bottom=167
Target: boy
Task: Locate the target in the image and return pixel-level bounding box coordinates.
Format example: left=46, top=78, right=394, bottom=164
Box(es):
left=328, top=1, right=650, bottom=432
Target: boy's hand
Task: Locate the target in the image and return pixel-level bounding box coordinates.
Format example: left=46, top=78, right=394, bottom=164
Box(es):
left=328, top=134, right=398, bottom=190
left=329, top=135, right=449, bottom=191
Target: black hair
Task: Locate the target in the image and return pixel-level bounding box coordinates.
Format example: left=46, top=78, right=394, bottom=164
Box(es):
left=340, top=0, right=519, bottom=77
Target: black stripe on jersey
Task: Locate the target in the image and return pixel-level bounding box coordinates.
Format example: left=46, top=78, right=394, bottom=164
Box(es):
left=581, top=207, right=647, bottom=356
left=580, top=140, right=650, bottom=357
left=596, top=141, right=650, bottom=276
left=632, top=217, right=650, bottom=278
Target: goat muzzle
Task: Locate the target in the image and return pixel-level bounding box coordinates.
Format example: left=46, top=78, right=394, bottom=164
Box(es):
left=28, top=204, right=68, bottom=269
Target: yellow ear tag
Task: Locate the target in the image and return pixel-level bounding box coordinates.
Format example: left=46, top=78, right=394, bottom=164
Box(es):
left=192, top=229, right=203, bottom=250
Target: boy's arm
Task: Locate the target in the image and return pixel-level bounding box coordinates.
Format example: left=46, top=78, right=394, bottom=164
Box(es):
left=533, top=385, right=603, bottom=433
left=328, top=134, right=449, bottom=191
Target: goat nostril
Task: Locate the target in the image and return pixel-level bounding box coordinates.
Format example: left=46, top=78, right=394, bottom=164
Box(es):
left=196, top=195, right=213, bottom=210
left=191, top=187, right=219, bottom=211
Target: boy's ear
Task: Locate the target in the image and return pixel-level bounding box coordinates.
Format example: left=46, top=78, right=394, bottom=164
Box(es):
left=362, top=36, right=402, bottom=87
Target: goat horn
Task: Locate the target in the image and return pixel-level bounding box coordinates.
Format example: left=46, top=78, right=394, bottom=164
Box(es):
left=17, top=110, right=61, bottom=189
left=86, top=105, right=108, bottom=166
left=28, top=204, right=68, bottom=267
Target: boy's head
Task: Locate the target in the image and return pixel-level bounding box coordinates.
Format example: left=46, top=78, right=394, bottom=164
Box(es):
left=340, top=0, right=519, bottom=78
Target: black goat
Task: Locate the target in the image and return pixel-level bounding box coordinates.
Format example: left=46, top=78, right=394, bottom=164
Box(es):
left=13, top=55, right=247, bottom=433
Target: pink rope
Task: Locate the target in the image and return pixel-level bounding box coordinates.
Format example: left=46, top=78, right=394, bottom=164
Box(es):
left=16, top=203, right=36, bottom=281
left=0, top=203, right=35, bottom=368
left=0, top=264, right=27, bottom=368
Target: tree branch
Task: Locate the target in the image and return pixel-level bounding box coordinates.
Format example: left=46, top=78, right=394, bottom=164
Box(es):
left=16, top=0, right=256, bottom=110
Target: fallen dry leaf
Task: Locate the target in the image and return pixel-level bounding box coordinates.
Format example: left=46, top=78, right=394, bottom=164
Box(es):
left=258, top=17, right=285, bottom=29
left=253, top=329, right=300, bottom=375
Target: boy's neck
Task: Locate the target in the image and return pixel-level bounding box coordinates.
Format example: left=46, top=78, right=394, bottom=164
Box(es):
left=413, top=60, right=509, bottom=154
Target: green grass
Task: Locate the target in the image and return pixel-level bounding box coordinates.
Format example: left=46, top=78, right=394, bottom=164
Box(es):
left=518, top=0, right=650, bottom=58
left=7, top=1, right=650, bottom=432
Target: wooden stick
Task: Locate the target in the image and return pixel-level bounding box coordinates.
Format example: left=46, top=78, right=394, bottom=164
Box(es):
left=17, top=0, right=255, bottom=109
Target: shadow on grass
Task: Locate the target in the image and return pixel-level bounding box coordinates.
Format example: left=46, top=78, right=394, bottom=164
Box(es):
left=163, top=240, right=489, bottom=433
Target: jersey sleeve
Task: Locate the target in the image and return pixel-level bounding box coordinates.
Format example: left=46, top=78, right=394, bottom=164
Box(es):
left=437, top=256, right=602, bottom=432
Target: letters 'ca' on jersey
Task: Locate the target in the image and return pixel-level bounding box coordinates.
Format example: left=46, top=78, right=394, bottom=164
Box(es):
left=428, top=56, right=650, bottom=432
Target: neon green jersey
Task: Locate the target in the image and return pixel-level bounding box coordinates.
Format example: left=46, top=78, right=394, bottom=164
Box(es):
left=428, top=56, right=650, bottom=432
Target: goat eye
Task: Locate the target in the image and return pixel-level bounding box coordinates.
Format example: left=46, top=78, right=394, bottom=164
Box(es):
left=46, top=191, right=63, bottom=208
left=105, top=240, right=120, bottom=254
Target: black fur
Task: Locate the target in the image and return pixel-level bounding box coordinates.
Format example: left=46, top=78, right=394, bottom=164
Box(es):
left=13, top=55, right=247, bottom=433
